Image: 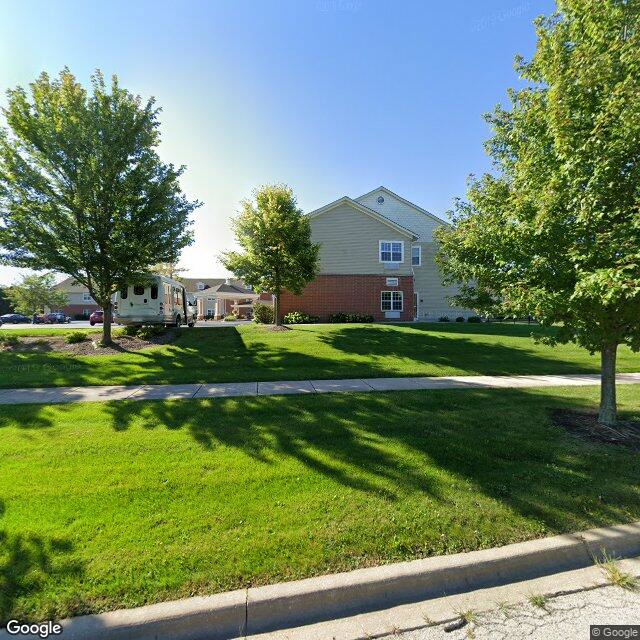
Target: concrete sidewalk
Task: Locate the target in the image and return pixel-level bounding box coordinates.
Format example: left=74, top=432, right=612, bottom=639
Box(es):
left=0, top=372, right=639, bottom=405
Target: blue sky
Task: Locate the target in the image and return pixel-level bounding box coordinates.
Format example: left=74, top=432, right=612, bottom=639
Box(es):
left=0, top=0, right=555, bottom=284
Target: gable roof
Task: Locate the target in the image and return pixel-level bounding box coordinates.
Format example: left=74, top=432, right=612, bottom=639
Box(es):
left=355, top=186, right=449, bottom=227
left=307, top=196, right=418, bottom=239
left=180, top=278, right=243, bottom=292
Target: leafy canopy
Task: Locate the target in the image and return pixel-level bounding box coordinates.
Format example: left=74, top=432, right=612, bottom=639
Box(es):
left=436, top=0, right=640, bottom=356
left=0, top=68, right=199, bottom=340
left=221, top=184, right=319, bottom=323
left=6, top=273, right=67, bottom=315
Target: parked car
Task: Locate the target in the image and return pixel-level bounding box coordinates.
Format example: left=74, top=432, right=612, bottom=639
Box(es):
left=0, top=313, right=30, bottom=324
left=32, top=314, right=47, bottom=324
left=45, top=312, right=71, bottom=324
left=89, top=310, right=104, bottom=326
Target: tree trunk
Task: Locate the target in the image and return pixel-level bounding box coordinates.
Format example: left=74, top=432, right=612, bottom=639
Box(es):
left=274, top=292, right=281, bottom=326
left=101, top=302, right=113, bottom=346
left=598, top=342, right=618, bottom=426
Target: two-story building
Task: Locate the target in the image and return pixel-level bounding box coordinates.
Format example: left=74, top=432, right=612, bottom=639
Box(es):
left=280, top=186, right=471, bottom=322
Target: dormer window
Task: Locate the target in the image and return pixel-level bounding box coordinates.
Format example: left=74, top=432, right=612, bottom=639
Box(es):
left=196, top=282, right=205, bottom=290
left=379, top=241, right=403, bottom=263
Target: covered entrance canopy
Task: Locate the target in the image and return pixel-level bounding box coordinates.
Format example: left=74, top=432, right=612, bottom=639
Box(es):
left=194, top=282, right=260, bottom=319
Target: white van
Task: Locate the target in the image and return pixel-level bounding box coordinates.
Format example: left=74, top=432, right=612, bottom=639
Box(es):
left=114, top=275, right=195, bottom=328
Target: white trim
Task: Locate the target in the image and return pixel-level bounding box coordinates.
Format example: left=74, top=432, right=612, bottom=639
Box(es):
left=385, top=277, right=399, bottom=286
left=411, top=244, right=421, bottom=267
left=355, top=186, right=449, bottom=227
left=379, top=240, right=404, bottom=264
left=381, top=290, right=404, bottom=312
left=307, top=197, right=417, bottom=239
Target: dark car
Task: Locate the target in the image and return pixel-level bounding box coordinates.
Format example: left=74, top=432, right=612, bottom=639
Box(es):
left=89, top=310, right=104, bottom=326
left=0, top=313, right=30, bottom=324
left=45, top=312, right=71, bottom=324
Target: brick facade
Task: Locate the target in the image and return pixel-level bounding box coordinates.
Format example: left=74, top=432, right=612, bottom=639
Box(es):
left=60, top=303, right=101, bottom=318
left=280, top=274, right=414, bottom=322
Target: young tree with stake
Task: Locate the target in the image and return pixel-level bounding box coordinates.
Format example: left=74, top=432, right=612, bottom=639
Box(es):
left=221, top=184, right=319, bottom=326
left=0, top=69, right=199, bottom=344
left=436, top=0, right=640, bottom=426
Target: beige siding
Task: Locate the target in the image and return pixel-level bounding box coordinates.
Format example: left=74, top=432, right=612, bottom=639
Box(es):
left=310, top=203, right=412, bottom=275
left=356, top=189, right=441, bottom=241
left=412, top=242, right=473, bottom=320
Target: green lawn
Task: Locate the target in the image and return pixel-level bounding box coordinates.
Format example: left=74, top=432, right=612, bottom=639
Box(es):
left=1, top=322, right=640, bottom=389
left=1, top=384, right=640, bottom=623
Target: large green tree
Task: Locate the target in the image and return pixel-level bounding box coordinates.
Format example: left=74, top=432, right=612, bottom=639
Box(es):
left=0, top=69, right=199, bottom=344
left=6, top=273, right=67, bottom=316
left=221, top=184, right=320, bottom=326
left=436, top=0, right=640, bottom=426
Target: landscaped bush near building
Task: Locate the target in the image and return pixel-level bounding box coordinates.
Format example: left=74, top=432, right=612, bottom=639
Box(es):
left=253, top=303, right=274, bottom=324
left=329, top=313, right=375, bottom=323
left=223, top=313, right=238, bottom=322
left=438, top=316, right=450, bottom=322
left=283, top=311, right=319, bottom=325
left=467, top=316, right=482, bottom=323
left=65, top=331, right=88, bottom=344
left=455, top=316, right=464, bottom=322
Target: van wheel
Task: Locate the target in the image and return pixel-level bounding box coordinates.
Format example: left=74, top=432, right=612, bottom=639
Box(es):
left=188, top=321, right=195, bottom=328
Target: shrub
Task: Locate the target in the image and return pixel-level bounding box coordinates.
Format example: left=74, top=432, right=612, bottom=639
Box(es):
left=74, top=313, right=86, bottom=320
left=253, top=303, right=274, bottom=324
left=137, top=325, right=166, bottom=340
left=65, top=331, right=88, bottom=344
left=283, top=311, right=319, bottom=325
left=438, top=316, right=450, bottom=322
left=223, top=313, right=238, bottom=322
left=329, top=313, right=375, bottom=323
left=122, top=325, right=140, bottom=336
left=455, top=316, right=465, bottom=322
left=467, top=315, right=482, bottom=323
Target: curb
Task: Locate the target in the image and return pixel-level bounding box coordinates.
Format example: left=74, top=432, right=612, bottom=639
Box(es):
left=4, top=521, right=640, bottom=640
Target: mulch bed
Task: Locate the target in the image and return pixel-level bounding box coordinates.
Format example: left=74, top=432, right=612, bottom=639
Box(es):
left=552, top=409, right=640, bottom=452
left=1, top=330, right=178, bottom=356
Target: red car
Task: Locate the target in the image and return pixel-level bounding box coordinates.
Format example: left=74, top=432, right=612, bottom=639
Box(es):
left=89, top=310, right=104, bottom=326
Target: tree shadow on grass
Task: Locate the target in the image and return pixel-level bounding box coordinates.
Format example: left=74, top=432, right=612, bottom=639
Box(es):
left=100, top=386, right=640, bottom=533
left=103, top=393, right=444, bottom=500
left=0, top=323, right=609, bottom=389
left=0, top=498, right=84, bottom=626
left=317, top=325, right=595, bottom=377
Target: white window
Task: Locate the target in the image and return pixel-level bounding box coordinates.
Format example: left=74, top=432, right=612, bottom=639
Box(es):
left=82, top=292, right=92, bottom=302
left=411, top=245, right=421, bottom=266
left=385, top=277, right=399, bottom=286
left=196, top=282, right=205, bottom=290
left=379, top=241, right=403, bottom=263
left=381, top=290, right=403, bottom=311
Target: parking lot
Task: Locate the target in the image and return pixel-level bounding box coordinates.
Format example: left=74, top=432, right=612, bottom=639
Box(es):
left=0, top=319, right=252, bottom=329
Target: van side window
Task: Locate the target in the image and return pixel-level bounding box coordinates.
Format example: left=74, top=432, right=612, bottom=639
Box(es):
left=134, top=285, right=145, bottom=296
left=150, top=285, right=158, bottom=300
left=120, top=288, right=128, bottom=300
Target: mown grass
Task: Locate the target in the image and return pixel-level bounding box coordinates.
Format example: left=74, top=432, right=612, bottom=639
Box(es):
left=1, top=384, right=640, bottom=623
left=0, top=322, right=639, bottom=389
